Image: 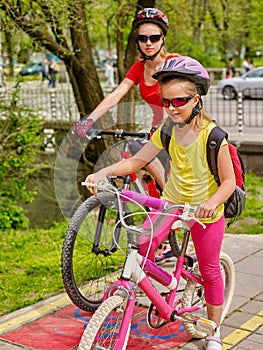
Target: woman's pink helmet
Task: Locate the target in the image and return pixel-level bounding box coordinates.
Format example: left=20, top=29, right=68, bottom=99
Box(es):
left=152, top=56, right=210, bottom=95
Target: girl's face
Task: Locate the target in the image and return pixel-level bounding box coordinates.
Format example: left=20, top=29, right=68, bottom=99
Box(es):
left=161, top=79, right=200, bottom=124
left=137, top=23, right=164, bottom=57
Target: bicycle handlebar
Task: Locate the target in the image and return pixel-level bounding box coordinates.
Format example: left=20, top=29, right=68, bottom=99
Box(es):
left=81, top=182, right=207, bottom=229
left=121, top=189, right=215, bottom=224
left=87, top=128, right=150, bottom=140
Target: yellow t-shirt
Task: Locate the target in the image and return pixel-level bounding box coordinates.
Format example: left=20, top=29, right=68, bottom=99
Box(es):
left=151, top=120, right=227, bottom=223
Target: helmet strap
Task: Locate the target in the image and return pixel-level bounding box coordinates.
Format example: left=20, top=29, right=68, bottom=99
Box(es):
left=185, top=98, right=203, bottom=124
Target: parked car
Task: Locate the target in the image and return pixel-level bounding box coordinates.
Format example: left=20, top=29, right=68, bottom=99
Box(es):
left=218, top=66, right=263, bottom=100
left=19, top=63, right=44, bottom=76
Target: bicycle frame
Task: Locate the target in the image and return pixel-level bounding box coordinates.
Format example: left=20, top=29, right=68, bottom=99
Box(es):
left=90, top=128, right=160, bottom=196
left=120, top=140, right=146, bottom=194
left=100, top=230, right=205, bottom=345
left=90, top=129, right=159, bottom=256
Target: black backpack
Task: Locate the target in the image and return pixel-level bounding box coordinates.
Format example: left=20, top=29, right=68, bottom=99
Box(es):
left=160, top=123, right=246, bottom=219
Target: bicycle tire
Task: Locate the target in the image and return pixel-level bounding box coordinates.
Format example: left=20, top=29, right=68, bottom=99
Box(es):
left=78, top=295, right=131, bottom=350
left=61, top=193, right=131, bottom=312
left=168, top=231, right=181, bottom=258
left=181, top=251, right=235, bottom=339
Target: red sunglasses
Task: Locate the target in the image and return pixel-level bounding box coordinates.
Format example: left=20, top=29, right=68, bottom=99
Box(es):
left=161, top=95, right=195, bottom=108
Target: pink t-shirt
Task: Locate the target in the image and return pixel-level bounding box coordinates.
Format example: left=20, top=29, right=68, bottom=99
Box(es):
left=126, top=57, right=178, bottom=127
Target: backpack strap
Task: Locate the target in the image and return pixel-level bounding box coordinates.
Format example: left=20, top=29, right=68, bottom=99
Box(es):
left=160, top=122, right=174, bottom=155
left=206, top=126, right=228, bottom=187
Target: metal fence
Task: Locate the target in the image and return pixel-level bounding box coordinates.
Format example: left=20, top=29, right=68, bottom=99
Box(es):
left=0, top=81, right=80, bottom=123
left=1, top=81, right=263, bottom=135
left=203, top=87, right=263, bottom=133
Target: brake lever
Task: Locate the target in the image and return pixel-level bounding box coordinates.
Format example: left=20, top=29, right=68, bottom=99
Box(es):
left=86, top=128, right=102, bottom=141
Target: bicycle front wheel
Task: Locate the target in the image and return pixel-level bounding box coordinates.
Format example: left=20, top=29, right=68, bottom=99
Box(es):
left=61, top=194, right=129, bottom=312
left=78, top=295, right=131, bottom=350
left=181, top=251, right=235, bottom=339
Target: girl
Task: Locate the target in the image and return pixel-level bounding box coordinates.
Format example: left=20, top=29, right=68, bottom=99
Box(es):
left=85, top=56, right=236, bottom=350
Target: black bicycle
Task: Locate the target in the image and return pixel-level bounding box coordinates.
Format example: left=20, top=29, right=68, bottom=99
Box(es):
left=61, top=129, right=168, bottom=312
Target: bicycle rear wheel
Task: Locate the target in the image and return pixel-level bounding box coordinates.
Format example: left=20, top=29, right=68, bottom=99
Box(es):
left=78, top=295, right=131, bottom=350
left=61, top=193, right=131, bottom=312
left=168, top=231, right=181, bottom=258
left=181, top=251, right=235, bottom=339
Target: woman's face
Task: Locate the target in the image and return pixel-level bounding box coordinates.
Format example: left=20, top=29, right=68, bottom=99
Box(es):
left=161, top=80, right=200, bottom=124
left=137, top=23, right=164, bottom=57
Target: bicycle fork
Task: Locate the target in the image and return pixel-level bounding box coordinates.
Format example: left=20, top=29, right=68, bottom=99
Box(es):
left=91, top=190, right=130, bottom=256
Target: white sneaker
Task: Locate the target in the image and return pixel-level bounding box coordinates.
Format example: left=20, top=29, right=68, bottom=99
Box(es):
left=205, top=335, right=222, bottom=350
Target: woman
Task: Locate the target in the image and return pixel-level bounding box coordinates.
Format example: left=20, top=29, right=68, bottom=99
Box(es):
left=74, top=8, right=179, bottom=189
left=85, top=56, right=236, bottom=350
left=76, top=8, right=178, bottom=129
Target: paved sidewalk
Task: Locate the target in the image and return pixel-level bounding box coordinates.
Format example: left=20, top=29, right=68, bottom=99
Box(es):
left=0, top=234, right=262, bottom=349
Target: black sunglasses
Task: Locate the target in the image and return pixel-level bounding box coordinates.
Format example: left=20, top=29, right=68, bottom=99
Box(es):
left=161, top=95, right=195, bottom=108
left=137, top=34, right=163, bottom=43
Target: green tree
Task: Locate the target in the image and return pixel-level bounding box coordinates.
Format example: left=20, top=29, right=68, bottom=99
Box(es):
left=0, top=0, right=155, bottom=124
left=163, top=0, right=263, bottom=66
left=0, top=83, right=44, bottom=230
left=1, top=0, right=262, bottom=118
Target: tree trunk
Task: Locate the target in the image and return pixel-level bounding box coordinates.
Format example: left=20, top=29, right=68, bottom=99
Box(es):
left=0, top=1, right=104, bottom=121
left=3, top=29, right=14, bottom=77
left=66, top=1, right=104, bottom=118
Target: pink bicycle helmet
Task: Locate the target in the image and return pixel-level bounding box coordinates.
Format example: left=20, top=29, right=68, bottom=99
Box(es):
left=152, top=56, right=210, bottom=95
left=132, top=8, right=169, bottom=35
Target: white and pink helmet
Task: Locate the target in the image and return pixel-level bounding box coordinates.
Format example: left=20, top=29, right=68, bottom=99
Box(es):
left=132, top=8, right=169, bottom=36
left=152, top=56, right=210, bottom=95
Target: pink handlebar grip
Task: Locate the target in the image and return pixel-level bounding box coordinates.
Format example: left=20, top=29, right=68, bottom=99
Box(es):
left=120, top=189, right=167, bottom=210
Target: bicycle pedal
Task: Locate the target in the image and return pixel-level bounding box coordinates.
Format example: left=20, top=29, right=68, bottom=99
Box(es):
left=196, top=317, right=217, bottom=335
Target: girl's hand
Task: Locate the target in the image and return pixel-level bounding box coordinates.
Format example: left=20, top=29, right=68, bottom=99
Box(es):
left=85, top=174, right=96, bottom=195
left=195, top=201, right=217, bottom=219
left=84, top=171, right=108, bottom=196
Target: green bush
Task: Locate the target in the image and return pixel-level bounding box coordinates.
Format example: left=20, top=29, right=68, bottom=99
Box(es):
left=0, top=83, right=44, bottom=230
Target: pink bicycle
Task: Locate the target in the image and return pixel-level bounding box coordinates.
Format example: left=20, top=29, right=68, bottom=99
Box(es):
left=78, top=183, right=235, bottom=349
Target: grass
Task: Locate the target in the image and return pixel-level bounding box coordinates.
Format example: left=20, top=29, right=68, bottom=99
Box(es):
left=0, top=222, right=67, bottom=316
left=225, top=172, right=263, bottom=234
left=0, top=172, right=262, bottom=317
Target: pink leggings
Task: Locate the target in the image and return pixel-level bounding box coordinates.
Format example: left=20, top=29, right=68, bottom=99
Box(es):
left=138, top=214, right=225, bottom=306
left=190, top=216, right=225, bottom=306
